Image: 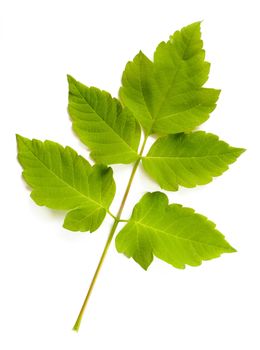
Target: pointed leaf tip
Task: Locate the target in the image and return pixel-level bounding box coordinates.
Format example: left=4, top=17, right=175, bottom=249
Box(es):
left=67, top=74, right=76, bottom=85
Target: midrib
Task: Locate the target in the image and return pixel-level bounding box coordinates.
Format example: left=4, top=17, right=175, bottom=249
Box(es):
left=145, top=151, right=238, bottom=160
left=134, top=221, right=231, bottom=250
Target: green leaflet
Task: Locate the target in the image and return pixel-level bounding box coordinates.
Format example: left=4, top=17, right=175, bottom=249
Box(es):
left=120, top=22, right=220, bottom=135
left=16, top=135, right=115, bottom=232
left=116, top=192, right=235, bottom=270
left=67, top=75, right=141, bottom=164
left=142, top=131, right=245, bottom=191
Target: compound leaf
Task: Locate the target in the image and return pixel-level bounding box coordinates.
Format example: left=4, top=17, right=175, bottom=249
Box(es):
left=120, top=22, right=220, bottom=135
left=68, top=75, right=141, bottom=164
left=142, top=131, right=245, bottom=191
left=116, top=192, right=235, bottom=270
left=16, top=135, right=115, bottom=232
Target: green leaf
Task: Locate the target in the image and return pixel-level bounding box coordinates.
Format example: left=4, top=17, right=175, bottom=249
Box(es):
left=120, top=22, right=220, bottom=135
left=67, top=75, right=141, bottom=164
left=116, top=192, right=235, bottom=270
left=142, top=131, right=245, bottom=191
left=16, top=135, right=115, bottom=232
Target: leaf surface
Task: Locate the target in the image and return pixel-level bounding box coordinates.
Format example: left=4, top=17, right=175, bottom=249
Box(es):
left=116, top=192, right=235, bottom=270
left=142, top=131, right=245, bottom=191
left=120, top=22, right=220, bottom=135
left=17, top=135, right=115, bottom=232
left=68, top=75, right=141, bottom=164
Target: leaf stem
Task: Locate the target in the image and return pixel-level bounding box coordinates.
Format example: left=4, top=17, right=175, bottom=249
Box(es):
left=107, top=210, right=117, bottom=220
left=72, top=136, right=148, bottom=331
left=72, top=218, right=119, bottom=332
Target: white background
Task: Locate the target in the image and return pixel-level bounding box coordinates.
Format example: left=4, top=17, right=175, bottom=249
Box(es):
left=0, top=0, right=259, bottom=349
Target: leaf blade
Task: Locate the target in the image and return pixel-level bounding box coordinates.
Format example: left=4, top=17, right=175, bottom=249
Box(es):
left=68, top=75, right=141, bottom=164
left=142, top=131, right=245, bottom=191
left=120, top=22, right=220, bottom=135
left=116, top=192, right=235, bottom=270
left=16, top=135, right=115, bottom=232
